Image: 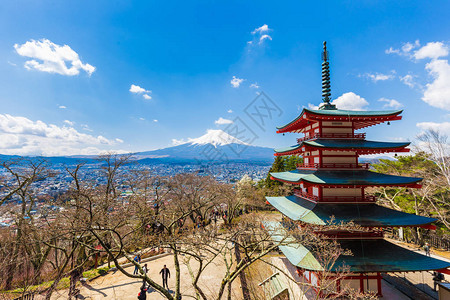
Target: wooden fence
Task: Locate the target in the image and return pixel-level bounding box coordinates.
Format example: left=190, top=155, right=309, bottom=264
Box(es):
left=385, top=228, right=450, bottom=251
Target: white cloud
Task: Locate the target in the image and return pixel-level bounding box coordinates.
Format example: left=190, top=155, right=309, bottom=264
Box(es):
left=362, top=72, right=395, bottom=82
left=171, top=138, right=186, bottom=146
left=59, top=105, right=67, bottom=109
left=385, top=47, right=400, bottom=55
left=139, top=117, right=145, bottom=121
left=115, top=138, right=124, bottom=143
left=130, top=84, right=152, bottom=100
left=331, top=92, right=369, bottom=110
left=252, top=24, right=270, bottom=34
left=417, top=122, right=450, bottom=135
left=227, top=109, right=233, bottom=113
left=385, top=40, right=420, bottom=57
left=250, top=82, right=260, bottom=89
left=414, top=42, right=449, bottom=60
left=129, top=84, right=150, bottom=94
left=0, top=114, right=123, bottom=156
left=230, top=76, right=244, bottom=88
left=81, top=124, right=92, bottom=132
left=14, top=39, right=95, bottom=76
left=308, top=103, right=320, bottom=110
left=422, top=59, right=450, bottom=110
left=63, top=120, right=74, bottom=126
left=400, top=74, right=416, bottom=88
left=153, top=119, right=158, bottom=122
left=307, top=92, right=369, bottom=111
left=378, top=98, right=403, bottom=109
left=259, top=34, right=272, bottom=44
left=248, top=24, right=272, bottom=46
left=215, top=117, right=233, bottom=125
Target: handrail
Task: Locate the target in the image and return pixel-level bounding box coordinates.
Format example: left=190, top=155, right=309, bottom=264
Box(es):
left=296, top=163, right=370, bottom=169
left=294, top=189, right=376, bottom=203
left=297, top=132, right=366, bottom=143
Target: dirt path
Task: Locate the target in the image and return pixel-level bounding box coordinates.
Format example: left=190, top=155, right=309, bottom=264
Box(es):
left=48, top=253, right=243, bottom=300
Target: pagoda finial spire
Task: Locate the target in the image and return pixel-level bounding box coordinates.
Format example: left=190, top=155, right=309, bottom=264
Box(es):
left=320, top=41, right=336, bottom=110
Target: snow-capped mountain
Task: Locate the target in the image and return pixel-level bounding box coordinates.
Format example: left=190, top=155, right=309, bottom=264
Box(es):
left=188, top=129, right=250, bottom=147
left=134, top=129, right=273, bottom=164
left=0, top=130, right=275, bottom=165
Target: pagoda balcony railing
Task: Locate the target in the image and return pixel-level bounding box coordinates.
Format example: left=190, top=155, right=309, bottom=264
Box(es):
left=297, top=132, right=366, bottom=143
left=294, top=189, right=376, bottom=203
left=296, top=162, right=370, bottom=169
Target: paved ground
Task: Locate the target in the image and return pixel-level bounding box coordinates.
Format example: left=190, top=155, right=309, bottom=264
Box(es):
left=386, top=238, right=450, bottom=300
left=49, top=253, right=242, bottom=300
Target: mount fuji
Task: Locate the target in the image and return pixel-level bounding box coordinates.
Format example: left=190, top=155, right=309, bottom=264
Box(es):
left=133, top=129, right=274, bottom=164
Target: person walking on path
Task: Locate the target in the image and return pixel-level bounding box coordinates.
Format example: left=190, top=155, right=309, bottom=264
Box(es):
left=432, top=271, right=444, bottom=291
left=424, top=243, right=431, bottom=256
left=141, top=263, right=149, bottom=287
left=138, top=286, right=147, bottom=300
left=133, top=254, right=141, bottom=275
left=159, top=265, right=171, bottom=290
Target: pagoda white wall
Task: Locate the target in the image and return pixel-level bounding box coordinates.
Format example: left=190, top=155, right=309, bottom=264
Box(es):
left=339, top=274, right=379, bottom=295
left=322, top=156, right=357, bottom=164
left=322, top=127, right=353, bottom=134
left=321, top=121, right=353, bottom=134
left=343, top=278, right=361, bottom=293
left=322, top=188, right=362, bottom=197
left=322, top=121, right=352, bottom=127
left=322, top=150, right=355, bottom=155
left=363, top=277, right=379, bottom=294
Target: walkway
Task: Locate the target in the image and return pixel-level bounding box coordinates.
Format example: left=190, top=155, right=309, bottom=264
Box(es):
left=48, top=253, right=242, bottom=300
left=387, top=238, right=450, bottom=299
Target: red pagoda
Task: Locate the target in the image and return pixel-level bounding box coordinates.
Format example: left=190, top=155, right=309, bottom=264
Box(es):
left=265, top=42, right=450, bottom=297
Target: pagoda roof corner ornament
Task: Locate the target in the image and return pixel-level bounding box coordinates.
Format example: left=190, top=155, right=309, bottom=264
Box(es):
left=320, top=41, right=337, bottom=110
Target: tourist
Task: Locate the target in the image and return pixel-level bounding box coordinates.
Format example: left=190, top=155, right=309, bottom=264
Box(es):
left=432, top=271, right=444, bottom=291
left=424, top=243, right=431, bottom=256
left=142, top=263, right=149, bottom=287
left=133, top=254, right=141, bottom=275
left=138, top=286, right=147, bottom=300
left=159, top=264, right=171, bottom=290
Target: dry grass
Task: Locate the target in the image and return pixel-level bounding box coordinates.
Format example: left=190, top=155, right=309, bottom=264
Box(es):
left=244, top=255, right=275, bottom=300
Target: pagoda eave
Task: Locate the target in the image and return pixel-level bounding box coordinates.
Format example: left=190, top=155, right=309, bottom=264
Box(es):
left=270, top=176, right=422, bottom=189
left=276, top=109, right=403, bottom=133
left=266, top=196, right=437, bottom=227
left=264, top=221, right=450, bottom=273
left=274, top=147, right=410, bottom=156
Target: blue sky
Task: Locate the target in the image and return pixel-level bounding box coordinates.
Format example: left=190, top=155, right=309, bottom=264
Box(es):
left=0, top=1, right=449, bottom=156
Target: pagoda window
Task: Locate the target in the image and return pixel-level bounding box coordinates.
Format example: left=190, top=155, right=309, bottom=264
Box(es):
left=313, top=157, right=320, bottom=163
left=310, top=272, right=319, bottom=287
left=312, top=186, right=319, bottom=196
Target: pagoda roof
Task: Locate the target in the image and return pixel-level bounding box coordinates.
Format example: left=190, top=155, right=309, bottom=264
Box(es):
left=270, top=169, right=421, bottom=187
left=265, top=195, right=436, bottom=227
left=276, top=108, right=403, bottom=133
left=264, top=221, right=450, bottom=273
left=274, top=139, right=410, bottom=156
